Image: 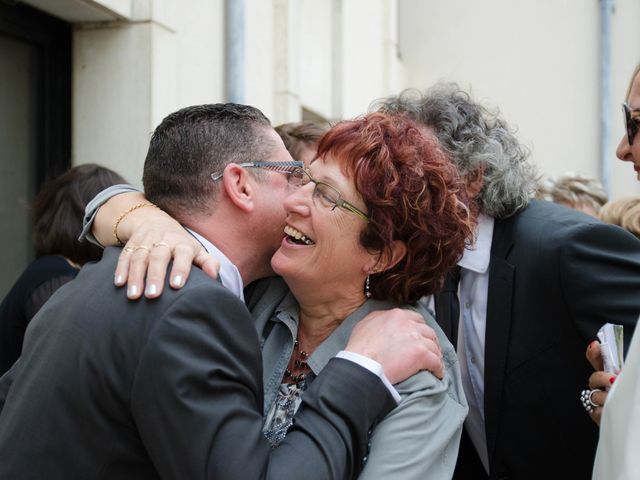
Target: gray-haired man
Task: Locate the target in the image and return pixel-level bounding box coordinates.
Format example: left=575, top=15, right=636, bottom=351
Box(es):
left=377, top=83, right=640, bottom=480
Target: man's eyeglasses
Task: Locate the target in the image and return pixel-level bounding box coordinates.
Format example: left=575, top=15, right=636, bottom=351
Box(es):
left=622, top=103, right=639, bottom=146
left=289, top=167, right=370, bottom=222
left=210, top=161, right=303, bottom=181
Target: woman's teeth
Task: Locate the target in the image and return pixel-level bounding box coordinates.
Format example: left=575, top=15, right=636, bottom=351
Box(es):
left=284, top=225, right=315, bottom=245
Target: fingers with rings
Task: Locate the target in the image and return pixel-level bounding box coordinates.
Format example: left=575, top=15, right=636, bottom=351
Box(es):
left=144, top=241, right=175, bottom=298
left=116, top=244, right=139, bottom=286
left=580, top=388, right=603, bottom=413
left=127, top=244, right=151, bottom=299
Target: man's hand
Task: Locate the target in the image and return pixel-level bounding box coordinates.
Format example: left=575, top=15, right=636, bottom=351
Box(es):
left=345, top=308, right=443, bottom=384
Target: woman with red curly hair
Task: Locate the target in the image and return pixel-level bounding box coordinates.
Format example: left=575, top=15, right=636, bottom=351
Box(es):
left=83, top=112, right=474, bottom=479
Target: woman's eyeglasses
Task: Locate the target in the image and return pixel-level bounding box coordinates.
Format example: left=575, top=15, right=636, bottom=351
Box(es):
left=288, top=167, right=370, bottom=222
left=622, top=103, right=639, bottom=146
left=210, top=161, right=303, bottom=181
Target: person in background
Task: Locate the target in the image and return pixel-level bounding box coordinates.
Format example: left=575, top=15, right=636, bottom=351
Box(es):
left=535, top=171, right=608, bottom=217
left=275, top=121, right=328, bottom=166
left=376, top=83, right=640, bottom=480
left=0, top=163, right=126, bottom=375
left=597, top=195, right=640, bottom=239
left=585, top=62, right=640, bottom=480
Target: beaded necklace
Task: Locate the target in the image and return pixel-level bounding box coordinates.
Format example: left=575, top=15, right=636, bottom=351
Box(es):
left=283, top=340, right=312, bottom=384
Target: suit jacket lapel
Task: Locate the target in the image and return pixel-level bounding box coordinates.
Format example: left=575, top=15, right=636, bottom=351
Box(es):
left=433, top=269, right=461, bottom=345
left=484, top=217, right=515, bottom=467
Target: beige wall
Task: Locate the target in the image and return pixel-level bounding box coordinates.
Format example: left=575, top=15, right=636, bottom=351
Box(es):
left=271, top=0, right=401, bottom=124
left=45, top=0, right=405, bottom=187
left=341, top=0, right=401, bottom=119
left=399, top=0, right=640, bottom=199
left=72, top=0, right=225, bottom=187
left=26, top=0, right=640, bottom=198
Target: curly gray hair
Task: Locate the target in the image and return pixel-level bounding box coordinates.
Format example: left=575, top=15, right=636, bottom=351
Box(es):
left=373, top=83, right=539, bottom=219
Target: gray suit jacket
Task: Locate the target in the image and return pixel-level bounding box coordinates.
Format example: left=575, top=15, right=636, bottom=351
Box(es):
left=0, top=248, right=395, bottom=479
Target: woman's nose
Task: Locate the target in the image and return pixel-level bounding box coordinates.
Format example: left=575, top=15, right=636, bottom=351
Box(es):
left=616, top=133, right=631, bottom=161
left=283, top=182, right=313, bottom=215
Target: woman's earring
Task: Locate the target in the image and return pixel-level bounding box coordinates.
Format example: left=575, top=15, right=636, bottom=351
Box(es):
left=365, top=274, right=371, bottom=298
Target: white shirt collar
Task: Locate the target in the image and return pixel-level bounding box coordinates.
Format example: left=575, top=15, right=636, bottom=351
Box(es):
left=458, top=213, right=494, bottom=274
left=186, top=228, right=245, bottom=302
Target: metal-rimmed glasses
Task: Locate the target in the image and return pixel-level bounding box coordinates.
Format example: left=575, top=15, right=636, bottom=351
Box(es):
left=289, top=167, right=370, bottom=222
left=622, top=103, right=640, bottom=146
left=210, top=161, right=303, bottom=181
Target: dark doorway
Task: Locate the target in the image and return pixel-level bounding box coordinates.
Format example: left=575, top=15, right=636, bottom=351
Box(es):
left=0, top=2, right=71, bottom=297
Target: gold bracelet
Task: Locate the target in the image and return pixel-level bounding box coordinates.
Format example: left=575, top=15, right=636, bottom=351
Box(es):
left=112, top=202, right=157, bottom=246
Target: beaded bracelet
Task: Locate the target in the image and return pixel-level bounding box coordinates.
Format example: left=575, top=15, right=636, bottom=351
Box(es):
left=112, top=202, right=157, bottom=246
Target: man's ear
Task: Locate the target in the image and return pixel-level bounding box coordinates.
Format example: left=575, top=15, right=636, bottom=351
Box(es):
left=365, top=240, right=407, bottom=274
left=466, top=164, right=485, bottom=199
left=221, top=164, right=256, bottom=213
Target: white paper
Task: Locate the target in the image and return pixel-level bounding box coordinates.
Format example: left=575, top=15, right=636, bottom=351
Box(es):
left=597, top=323, right=624, bottom=374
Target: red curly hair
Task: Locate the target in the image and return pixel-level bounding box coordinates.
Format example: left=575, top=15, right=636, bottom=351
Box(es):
left=316, top=112, right=476, bottom=304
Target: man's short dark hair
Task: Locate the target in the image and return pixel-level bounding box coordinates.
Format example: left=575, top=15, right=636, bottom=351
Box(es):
left=33, top=163, right=127, bottom=265
left=143, top=103, right=273, bottom=220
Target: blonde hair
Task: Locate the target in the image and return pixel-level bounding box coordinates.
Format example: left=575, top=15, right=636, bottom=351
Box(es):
left=536, top=172, right=608, bottom=216
left=598, top=196, right=640, bottom=239
left=627, top=63, right=640, bottom=99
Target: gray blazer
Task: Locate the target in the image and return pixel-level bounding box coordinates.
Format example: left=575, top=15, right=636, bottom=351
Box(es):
left=0, top=248, right=396, bottom=480
left=246, top=277, right=468, bottom=480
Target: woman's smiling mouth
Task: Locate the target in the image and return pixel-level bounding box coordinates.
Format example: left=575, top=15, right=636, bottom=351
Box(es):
left=284, top=225, right=315, bottom=245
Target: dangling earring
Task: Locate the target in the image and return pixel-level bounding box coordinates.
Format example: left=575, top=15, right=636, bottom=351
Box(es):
left=365, top=274, right=371, bottom=298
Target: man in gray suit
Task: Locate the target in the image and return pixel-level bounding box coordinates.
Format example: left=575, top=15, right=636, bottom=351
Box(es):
left=0, top=104, right=437, bottom=479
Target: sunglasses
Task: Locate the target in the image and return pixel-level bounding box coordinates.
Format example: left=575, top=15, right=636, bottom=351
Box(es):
left=622, top=103, right=639, bottom=146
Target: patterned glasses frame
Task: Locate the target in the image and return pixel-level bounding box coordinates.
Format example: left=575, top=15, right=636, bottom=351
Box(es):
left=210, top=161, right=303, bottom=181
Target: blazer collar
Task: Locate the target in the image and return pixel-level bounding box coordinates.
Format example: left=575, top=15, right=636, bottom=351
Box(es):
left=483, top=213, right=517, bottom=466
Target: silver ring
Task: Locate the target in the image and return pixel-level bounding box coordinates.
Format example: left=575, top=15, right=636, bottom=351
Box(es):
left=134, top=245, right=151, bottom=252
left=580, top=388, right=602, bottom=413
left=123, top=246, right=136, bottom=253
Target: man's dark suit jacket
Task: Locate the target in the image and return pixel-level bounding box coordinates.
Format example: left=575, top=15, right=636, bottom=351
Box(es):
left=440, top=200, right=640, bottom=480
left=0, top=248, right=395, bottom=479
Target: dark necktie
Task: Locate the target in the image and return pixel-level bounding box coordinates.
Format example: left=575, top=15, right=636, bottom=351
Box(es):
left=434, top=266, right=461, bottom=346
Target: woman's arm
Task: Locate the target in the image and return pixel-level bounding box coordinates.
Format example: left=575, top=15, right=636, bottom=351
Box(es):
left=80, top=184, right=142, bottom=246
left=356, top=303, right=462, bottom=478
left=358, top=370, right=467, bottom=479
left=86, top=189, right=218, bottom=299
left=93, top=191, right=150, bottom=247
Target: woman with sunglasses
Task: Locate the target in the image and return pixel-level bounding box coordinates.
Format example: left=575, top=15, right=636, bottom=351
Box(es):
left=585, top=64, right=640, bottom=479
left=84, top=112, right=475, bottom=479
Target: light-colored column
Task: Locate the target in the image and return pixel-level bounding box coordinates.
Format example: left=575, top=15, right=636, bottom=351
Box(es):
left=272, top=0, right=302, bottom=125
left=72, top=0, right=225, bottom=186
left=73, top=21, right=155, bottom=186
left=245, top=0, right=277, bottom=120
